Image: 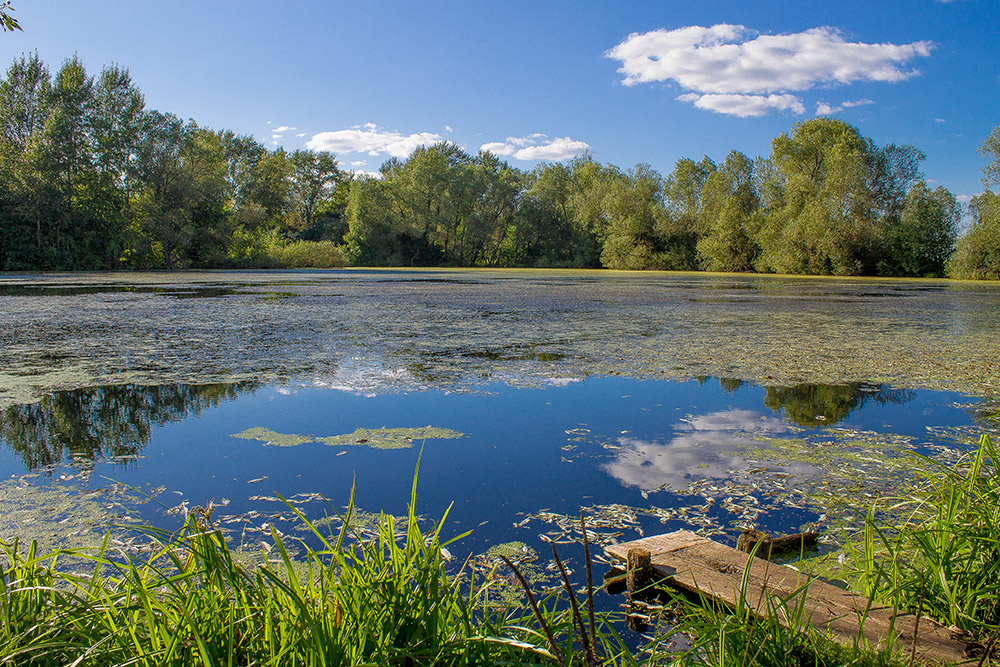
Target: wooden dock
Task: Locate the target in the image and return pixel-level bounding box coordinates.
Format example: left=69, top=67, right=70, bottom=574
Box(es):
left=605, top=530, right=973, bottom=665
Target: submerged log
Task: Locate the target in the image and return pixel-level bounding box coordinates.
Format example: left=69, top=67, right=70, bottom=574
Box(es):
left=736, top=529, right=820, bottom=559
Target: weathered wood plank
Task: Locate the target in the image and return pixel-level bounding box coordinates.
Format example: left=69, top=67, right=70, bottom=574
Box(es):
left=606, top=530, right=972, bottom=665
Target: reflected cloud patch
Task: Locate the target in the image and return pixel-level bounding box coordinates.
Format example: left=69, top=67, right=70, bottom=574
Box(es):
left=602, top=409, right=788, bottom=491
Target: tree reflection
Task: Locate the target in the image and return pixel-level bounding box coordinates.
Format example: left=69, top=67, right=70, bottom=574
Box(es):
left=764, top=383, right=915, bottom=427
left=0, top=382, right=256, bottom=471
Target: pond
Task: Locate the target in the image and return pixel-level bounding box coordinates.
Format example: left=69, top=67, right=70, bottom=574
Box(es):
left=0, top=270, right=997, bottom=582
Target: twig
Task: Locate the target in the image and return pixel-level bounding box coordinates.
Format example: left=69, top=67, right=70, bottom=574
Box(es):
left=552, top=544, right=599, bottom=667
left=580, top=510, right=597, bottom=652
left=499, top=555, right=565, bottom=667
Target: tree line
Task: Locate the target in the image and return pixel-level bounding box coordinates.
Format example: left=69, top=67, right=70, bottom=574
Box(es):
left=1, top=53, right=998, bottom=278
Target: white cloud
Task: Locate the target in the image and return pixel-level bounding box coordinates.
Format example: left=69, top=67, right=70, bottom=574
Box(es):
left=480, top=134, right=591, bottom=161
left=350, top=160, right=368, bottom=167
left=934, top=118, right=946, bottom=123
left=607, top=24, right=933, bottom=117
left=480, top=141, right=515, bottom=156
left=306, top=124, right=443, bottom=158
left=296, top=132, right=307, bottom=137
left=274, top=125, right=296, bottom=133
left=679, top=93, right=805, bottom=117
left=815, top=97, right=875, bottom=115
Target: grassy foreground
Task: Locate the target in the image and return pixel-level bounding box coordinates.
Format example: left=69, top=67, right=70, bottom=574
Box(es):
left=1, top=437, right=997, bottom=666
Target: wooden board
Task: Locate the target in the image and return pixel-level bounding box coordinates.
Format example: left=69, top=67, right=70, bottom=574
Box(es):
left=605, top=531, right=972, bottom=665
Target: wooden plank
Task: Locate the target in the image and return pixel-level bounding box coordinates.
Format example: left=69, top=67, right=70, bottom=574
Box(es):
left=606, top=531, right=972, bottom=665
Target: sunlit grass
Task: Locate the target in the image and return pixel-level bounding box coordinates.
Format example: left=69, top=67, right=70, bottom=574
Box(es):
left=842, top=433, right=1000, bottom=639
left=0, top=468, right=564, bottom=666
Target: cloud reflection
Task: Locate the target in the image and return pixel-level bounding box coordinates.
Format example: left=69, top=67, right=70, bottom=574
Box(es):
left=602, top=409, right=788, bottom=492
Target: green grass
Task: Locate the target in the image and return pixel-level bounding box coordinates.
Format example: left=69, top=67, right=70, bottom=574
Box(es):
left=2, top=437, right=997, bottom=665
left=841, top=433, right=1000, bottom=639
left=0, top=469, right=564, bottom=666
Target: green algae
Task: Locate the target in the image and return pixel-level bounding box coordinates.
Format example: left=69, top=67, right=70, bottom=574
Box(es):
left=0, top=476, right=159, bottom=559
left=2, top=270, right=999, bottom=411
left=230, top=427, right=313, bottom=447
left=318, top=427, right=464, bottom=449
left=231, top=426, right=464, bottom=449
left=469, top=540, right=556, bottom=609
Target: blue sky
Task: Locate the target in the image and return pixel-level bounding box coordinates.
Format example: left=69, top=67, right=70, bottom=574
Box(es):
left=3, top=0, right=997, bottom=202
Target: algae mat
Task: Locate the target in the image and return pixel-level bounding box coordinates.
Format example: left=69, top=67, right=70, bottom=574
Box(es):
left=1, top=269, right=998, bottom=408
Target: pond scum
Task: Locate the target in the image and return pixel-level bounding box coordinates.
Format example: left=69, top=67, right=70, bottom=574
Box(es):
left=0, top=435, right=996, bottom=666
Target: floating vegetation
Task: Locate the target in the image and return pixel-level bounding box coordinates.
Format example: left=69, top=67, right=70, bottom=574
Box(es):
left=230, top=427, right=314, bottom=447
left=520, top=422, right=981, bottom=552
left=467, top=540, right=558, bottom=609
left=0, top=475, right=160, bottom=558
left=2, top=270, right=1000, bottom=410
left=231, top=425, right=464, bottom=449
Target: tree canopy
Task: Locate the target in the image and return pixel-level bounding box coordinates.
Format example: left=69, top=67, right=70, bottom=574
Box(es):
left=0, top=53, right=993, bottom=278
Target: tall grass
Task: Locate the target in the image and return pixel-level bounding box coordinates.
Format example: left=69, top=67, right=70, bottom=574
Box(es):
left=843, top=433, right=1000, bottom=638
left=0, top=471, right=560, bottom=666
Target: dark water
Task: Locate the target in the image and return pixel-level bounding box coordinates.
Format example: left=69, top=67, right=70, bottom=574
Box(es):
left=0, top=376, right=981, bottom=557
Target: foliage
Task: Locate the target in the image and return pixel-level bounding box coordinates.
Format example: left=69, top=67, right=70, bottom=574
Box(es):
left=0, top=53, right=975, bottom=278
left=0, top=1, right=19, bottom=32
left=843, top=434, right=1000, bottom=637
left=949, top=190, right=1000, bottom=280
left=0, top=473, right=566, bottom=666
left=264, top=239, right=347, bottom=269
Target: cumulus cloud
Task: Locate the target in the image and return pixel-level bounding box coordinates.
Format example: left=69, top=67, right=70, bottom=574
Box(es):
left=296, top=132, right=307, bottom=137
left=815, top=98, right=875, bottom=115
left=607, top=24, right=933, bottom=117
left=480, top=134, right=590, bottom=161
left=306, top=123, right=443, bottom=158
left=274, top=125, right=296, bottom=133
left=679, top=93, right=805, bottom=117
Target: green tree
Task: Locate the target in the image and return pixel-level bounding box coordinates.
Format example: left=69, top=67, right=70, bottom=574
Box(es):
left=659, top=156, right=715, bottom=270
left=981, top=124, right=1000, bottom=188
left=0, top=53, right=50, bottom=267
left=452, top=150, right=521, bottom=266
left=287, top=149, right=341, bottom=235
left=343, top=175, right=410, bottom=265
left=948, top=190, right=1000, bottom=280
left=947, top=125, right=1000, bottom=280
left=505, top=162, right=576, bottom=266
left=881, top=182, right=958, bottom=277
left=132, top=113, right=228, bottom=268
left=696, top=151, right=760, bottom=272
left=757, top=118, right=891, bottom=275
left=599, top=163, right=668, bottom=270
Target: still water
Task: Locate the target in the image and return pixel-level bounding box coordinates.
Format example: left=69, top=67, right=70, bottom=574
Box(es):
left=0, top=375, right=982, bottom=558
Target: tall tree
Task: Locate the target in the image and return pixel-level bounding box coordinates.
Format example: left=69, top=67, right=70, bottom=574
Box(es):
left=287, top=149, right=341, bottom=235
left=882, top=182, right=958, bottom=277
left=696, top=151, right=760, bottom=272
